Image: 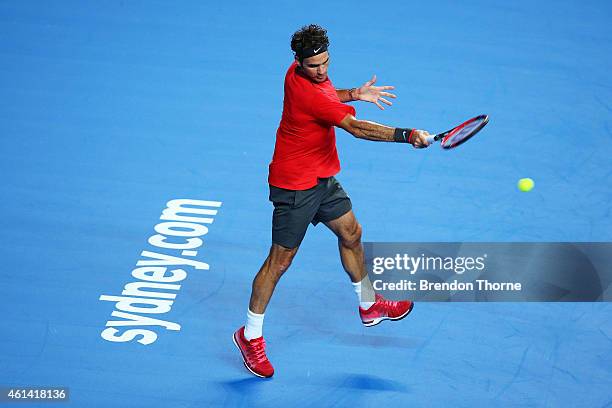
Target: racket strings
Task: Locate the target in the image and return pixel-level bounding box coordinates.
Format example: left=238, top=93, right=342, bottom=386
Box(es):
left=441, top=116, right=488, bottom=148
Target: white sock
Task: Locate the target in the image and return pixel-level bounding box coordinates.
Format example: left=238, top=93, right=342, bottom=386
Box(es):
left=244, top=309, right=264, bottom=340
left=352, top=277, right=375, bottom=310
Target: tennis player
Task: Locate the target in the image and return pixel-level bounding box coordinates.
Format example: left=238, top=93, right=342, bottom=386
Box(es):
left=233, top=24, right=431, bottom=378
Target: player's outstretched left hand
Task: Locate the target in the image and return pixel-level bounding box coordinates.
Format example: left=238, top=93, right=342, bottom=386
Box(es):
left=356, top=75, right=396, bottom=110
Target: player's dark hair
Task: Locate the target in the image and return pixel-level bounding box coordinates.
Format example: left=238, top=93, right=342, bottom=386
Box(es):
left=291, top=24, right=329, bottom=61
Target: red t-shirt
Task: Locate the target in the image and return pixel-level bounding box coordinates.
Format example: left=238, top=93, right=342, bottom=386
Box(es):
left=268, top=61, right=356, bottom=190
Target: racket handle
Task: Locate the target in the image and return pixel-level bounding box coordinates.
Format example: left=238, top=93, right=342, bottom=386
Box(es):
left=426, top=134, right=437, bottom=144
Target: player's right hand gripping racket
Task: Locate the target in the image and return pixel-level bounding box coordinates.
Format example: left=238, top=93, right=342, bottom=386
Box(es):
left=426, top=114, right=489, bottom=149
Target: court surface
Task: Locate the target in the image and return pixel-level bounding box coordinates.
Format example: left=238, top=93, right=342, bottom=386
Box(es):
left=1, top=1, right=611, bottom=406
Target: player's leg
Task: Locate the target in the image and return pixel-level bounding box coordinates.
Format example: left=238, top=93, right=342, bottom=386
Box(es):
left=318, top=177, right=414, bottom=326
left=323, top=209, right=376, bottom=308
left=234, top=244, right=302, bottom=378
left=233, top=183, right=318, bottom=378
left=248, top=243, right=299, bottom=314
left=246, top=184, right=314, bottom=318
left=246, top=183, right=320, bottom=316
left=323, top=209, right=366, bottom=284
left=313, top=178, right=375, bottom=308
left=312, top=177, right=367, bottom=284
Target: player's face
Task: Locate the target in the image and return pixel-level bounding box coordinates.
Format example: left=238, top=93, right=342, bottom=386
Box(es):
left=298, top=52, right=330, bottom=83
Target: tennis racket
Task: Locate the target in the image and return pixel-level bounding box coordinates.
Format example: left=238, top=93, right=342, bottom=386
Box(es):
left=426, top=114, right=489, bottom=149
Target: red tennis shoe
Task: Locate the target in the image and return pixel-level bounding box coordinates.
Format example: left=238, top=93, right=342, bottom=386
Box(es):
left=359, top=294, right=414, bottom=327
left=232, top=326, right=274, bottom=378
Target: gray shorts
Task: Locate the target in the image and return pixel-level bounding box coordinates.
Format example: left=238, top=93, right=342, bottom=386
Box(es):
left=269, top=176, right=352, bottom=249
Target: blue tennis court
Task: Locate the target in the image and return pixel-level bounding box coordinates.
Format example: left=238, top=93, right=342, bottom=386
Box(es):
left=1, top=1, right=611, bottom=406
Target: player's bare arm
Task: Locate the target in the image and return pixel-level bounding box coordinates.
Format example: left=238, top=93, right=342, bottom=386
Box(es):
left=337, top=75, right=396, bottom=109
left=338, top=114, right=431, bottom=148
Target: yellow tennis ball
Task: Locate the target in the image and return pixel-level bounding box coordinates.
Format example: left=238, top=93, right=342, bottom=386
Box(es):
left=518, top=178, right=534, bottom=192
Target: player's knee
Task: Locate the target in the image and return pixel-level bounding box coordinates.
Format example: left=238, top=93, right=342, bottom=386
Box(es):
left=341, top=222, right=362, bottom=248
left=269, top=245, right=297, bottom=277
left=277, top=260, right=292, bottom=273
left=270, top=258, right=293, bottom=279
